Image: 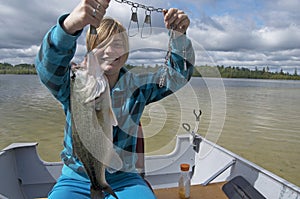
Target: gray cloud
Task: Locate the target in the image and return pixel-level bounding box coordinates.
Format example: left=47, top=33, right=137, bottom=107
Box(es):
left=0, top=0, right=76, bottom=49
left=0, top=0, right=299, bottom=73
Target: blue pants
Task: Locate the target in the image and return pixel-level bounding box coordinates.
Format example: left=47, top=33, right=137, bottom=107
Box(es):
left=48, top=172, right=156, bottom=199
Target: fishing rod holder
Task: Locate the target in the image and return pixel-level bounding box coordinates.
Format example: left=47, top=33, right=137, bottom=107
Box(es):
left=182, top=109, right=203, bottom=153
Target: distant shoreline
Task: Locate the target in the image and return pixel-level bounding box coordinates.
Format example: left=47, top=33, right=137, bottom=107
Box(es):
left=1, top=63, right=300, bottom=80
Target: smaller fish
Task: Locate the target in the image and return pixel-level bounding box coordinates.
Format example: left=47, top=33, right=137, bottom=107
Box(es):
left=71, top=52, right=123, bottom=199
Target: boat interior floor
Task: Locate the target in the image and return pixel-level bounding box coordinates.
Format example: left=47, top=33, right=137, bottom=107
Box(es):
left=154, top=182, right=228, bottom=199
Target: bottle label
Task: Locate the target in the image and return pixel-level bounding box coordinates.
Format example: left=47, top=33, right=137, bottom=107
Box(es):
left=179, top=178, right=190, bottom=198
left=184, top=179, right=190, bottom=198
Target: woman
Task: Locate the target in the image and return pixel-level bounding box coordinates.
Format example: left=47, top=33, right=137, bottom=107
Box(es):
left=35, top=0, right=195, bottom=198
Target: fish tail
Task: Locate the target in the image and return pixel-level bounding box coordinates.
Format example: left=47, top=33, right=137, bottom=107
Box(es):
left=103, top=185, right=119, bottom=199
left=90, top=186, right=119, bottom=199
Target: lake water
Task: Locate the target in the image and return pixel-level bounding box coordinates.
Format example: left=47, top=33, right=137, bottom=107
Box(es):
left=0, top=74, right=299, bottom=187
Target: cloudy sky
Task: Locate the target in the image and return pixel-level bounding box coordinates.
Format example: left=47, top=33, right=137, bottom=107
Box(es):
left=1, top=0, right=300, bottom=73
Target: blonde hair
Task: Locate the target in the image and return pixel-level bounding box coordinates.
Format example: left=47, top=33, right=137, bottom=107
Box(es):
left=86, top=17, right=129, bottom=60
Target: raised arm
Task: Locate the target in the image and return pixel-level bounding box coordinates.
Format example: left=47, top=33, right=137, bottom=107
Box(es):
left=35, top=14, right=82, bottom=105
left=35, top=0, right=110, bottom=106
left=136, top=8, right=195, bottom=104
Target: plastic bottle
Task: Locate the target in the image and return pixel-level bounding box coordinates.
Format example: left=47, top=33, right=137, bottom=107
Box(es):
left=178, top=163, right=191, bottom=199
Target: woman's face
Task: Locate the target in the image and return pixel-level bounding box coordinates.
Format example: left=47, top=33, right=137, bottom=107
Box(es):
left=93, top=34, right=128, bottom=76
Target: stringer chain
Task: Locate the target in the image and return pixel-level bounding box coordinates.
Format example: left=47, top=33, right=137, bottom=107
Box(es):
left=114, top=0, right=164, bottom=12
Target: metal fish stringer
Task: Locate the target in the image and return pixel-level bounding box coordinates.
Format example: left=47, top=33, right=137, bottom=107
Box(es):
left=159, top=28, right=174, bottom=87
left=114, top=0, right=163, bottom=38
left=141, top=10, right=152, bottom=38
left=128, top=6, right=139, bottom=37
left=113, top=1, right=186, bottom=88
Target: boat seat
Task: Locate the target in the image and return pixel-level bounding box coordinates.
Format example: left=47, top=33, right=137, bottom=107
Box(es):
left=0, top=143, right=61, bottom=199
left=222, top=176, right=266, bottom=199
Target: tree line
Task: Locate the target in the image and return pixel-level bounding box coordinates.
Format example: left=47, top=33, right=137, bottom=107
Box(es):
left=0, top=63, right=36, bottom=74
left=125, top=64, right=300, bottom=80
left=1, top=62, right=300, bottom=80
left=192, top=65, right=300, bottom=80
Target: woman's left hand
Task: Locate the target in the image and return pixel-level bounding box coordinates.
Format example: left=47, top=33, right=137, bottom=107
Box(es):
left=163, top=8, right=190, bottom=34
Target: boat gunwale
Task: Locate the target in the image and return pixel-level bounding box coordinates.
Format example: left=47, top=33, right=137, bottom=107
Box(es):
left=199, top=135, right=300, bottom=193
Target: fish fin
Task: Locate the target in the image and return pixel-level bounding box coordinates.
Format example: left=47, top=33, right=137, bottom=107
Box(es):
left=103, top=186, right=119, bottom=199
left=106, top=149, right=123, bottom=173
left=90, top=186, right=119, bottom=199
left=109, top=107, right=118, bottom=126
left=87, top=51, right=104, bottom=77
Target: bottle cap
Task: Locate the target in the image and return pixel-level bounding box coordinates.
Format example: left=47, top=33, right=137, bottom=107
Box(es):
left=180, top=163, right=190, bottom=171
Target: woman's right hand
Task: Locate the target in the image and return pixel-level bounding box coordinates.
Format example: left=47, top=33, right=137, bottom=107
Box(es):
left=62, top=0, right=110, bottom=35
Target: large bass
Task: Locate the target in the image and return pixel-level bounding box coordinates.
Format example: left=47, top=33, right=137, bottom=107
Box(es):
left=70, top=52, right=122, bottom=199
